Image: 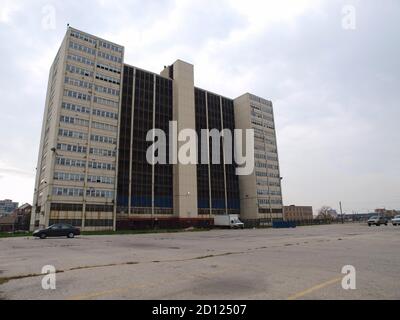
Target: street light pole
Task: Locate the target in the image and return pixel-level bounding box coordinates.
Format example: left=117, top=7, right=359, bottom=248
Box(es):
left=339, top=201, right=344, bottom=224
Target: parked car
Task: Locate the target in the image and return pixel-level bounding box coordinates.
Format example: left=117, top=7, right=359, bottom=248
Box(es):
left=33, top=223, right=80, bottom=239
left=368, top=216, right=388, bottom=226
left=391, top=215, right=400, bottom=226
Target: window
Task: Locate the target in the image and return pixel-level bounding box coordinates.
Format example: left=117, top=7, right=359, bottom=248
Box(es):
left=65, top=77, right=92, bottom=89
left=66, top=64, right=93, bottom=77
left=69, top=40, right=96, bottom=55
left=93, top=96, right=119, bottom=108
left=91, top=134, right=116, bottom=144
left=88, top=161, right=115, bottom=171
left=97, top=51, right=122, bottom=63
left=70, top=31, right=97, bottom=45
left=64, top=89, right=91, bottom=102
left=57, top=143, right=87, bottom=154
left=96, top=63, right=121, bottom=74
left=90, top=147, right=116, bottom=157
left=59, top=128, right=87, bottom=140
left=62, top=102, right=90, bottom=114
left=86, top=189, right=114, bottom=198
left=92, top=121, right=117, bottom=132
left=95, top=73, right=120, bottom=85
left=87, top=175, right=114, bottom=184
left=92, top=109, right=118, bottom=120
left=60, top=115, right=89, bottom=127
left=53, top=187, right=84, bottom=197
left=56, top=157, right=86, bottom=168
left=98, top=40, right=123, bottom=53
left=67, top=54, right=94, bottom=66
left=54, top=172, right=85, bottom=182
left=94, top=84, right=120, bottom=96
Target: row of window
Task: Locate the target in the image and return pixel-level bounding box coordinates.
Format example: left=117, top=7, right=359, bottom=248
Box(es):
left=70, top=31, right=97, bottom=45
left=93, top=96, right=119, bottom=108
left=256, top=179, right=281, bottom=188
left=64, top=89, right=91, bottom=102
left=89, top=161, right=116, bottom=171
left=67, top=53, right=94, bottom=67
left=53, top=187, right=114, bottom=198
left=56, top=157, right=86, bottom=168
left=255, top=171, right=280, bottom=178
left=92, top=121, right=117, bottom=132
left=251, top=111, right=274, bottom=122
left=95, top=84, right=119, bottom=96
left=59, top=128, right=87, bottom=140
left=62, top=102, right=90, bottom=114
left=92, top=108, right=118, bottom=120
left=257, top=189, right=282, bottom=196
left=91, top=134, right=116, bottom=144
left=54, top=172, right=84, bottom=182
left=69, top=41, right=96, bottom=55
left=57, top=145, right=115, bottom=157
left=95, top=73, right=120, bottom=85
left=62, top=102, right=118, bottom=120
left=255, top=162, right=279, bottom=170
left=90, top=147, right=116, bottom=157
left=99, top=40, right=123, bottom=53
left=60, top=115, right=89, bottom=127
left=57, top=143, right=87, bottom=153
left=65, top=76, right=92, bottom=89
left=255, top=162, right=267, bottom=168
left=258, top=199, right=283, bottom=205
left=66, top=64, right=93, bottom=77
left=56, top=157, right=115, bottom=171
left=86, top=189, right=114, bottom=198
left=87, top=175, right=114, bottom=184
left=54, top=172, right=114, bottom=184
left=97, top=63, right=121, bottom=74
left=97, top=51, right=122, bottom=63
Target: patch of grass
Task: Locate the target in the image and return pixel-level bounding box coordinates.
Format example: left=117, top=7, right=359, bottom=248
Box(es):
left=0, top=228, right=210, bottom=239
left=0, top=232, right=32, bottom=239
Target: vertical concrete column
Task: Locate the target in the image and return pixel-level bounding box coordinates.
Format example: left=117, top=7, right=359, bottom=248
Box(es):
left=171, top=60, right=198, bottom=219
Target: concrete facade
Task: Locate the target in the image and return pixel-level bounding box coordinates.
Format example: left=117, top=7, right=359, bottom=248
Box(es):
left=233, top=93, right=283, bottom=225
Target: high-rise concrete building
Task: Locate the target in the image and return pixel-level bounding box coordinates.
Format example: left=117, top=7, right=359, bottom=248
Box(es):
left=31, top=27, right=282, bottom=231
left=234, top=94, right=283, bottom=226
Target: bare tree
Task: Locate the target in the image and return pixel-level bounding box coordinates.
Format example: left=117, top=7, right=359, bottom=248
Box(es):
left=317, top=206, right=334, bottom=220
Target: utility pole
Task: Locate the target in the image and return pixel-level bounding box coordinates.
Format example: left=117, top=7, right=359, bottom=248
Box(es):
left=339, top=201, right=344, bottom=224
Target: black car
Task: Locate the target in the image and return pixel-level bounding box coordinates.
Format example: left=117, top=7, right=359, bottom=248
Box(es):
left=33, top=224, right=80, bottom=239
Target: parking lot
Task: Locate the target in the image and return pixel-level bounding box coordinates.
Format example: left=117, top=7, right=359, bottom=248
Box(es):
left=0, top=223, right=399, bottom=300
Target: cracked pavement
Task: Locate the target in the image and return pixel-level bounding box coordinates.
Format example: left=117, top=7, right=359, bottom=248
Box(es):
left=0, top=224, right=399, bottom=300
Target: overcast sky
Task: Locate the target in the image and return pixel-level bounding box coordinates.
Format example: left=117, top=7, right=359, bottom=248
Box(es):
left=0, top=0, right=399, bottom=214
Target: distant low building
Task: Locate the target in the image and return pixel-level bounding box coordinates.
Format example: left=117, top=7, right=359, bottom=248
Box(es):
left=284, top=205, right=313, bottom=222
left=375, top=208, right=399, bottom=218
left=0, top=203, right=31, bottom=232
left=0, top=199, right=19, bottom=216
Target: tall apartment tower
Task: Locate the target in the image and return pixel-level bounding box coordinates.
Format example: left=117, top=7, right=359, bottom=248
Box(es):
left=31, top=28, right=124, bottom=231
left=234, top=93, right=283, bottom=225
left=31, top=27, right=282, bottom=231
